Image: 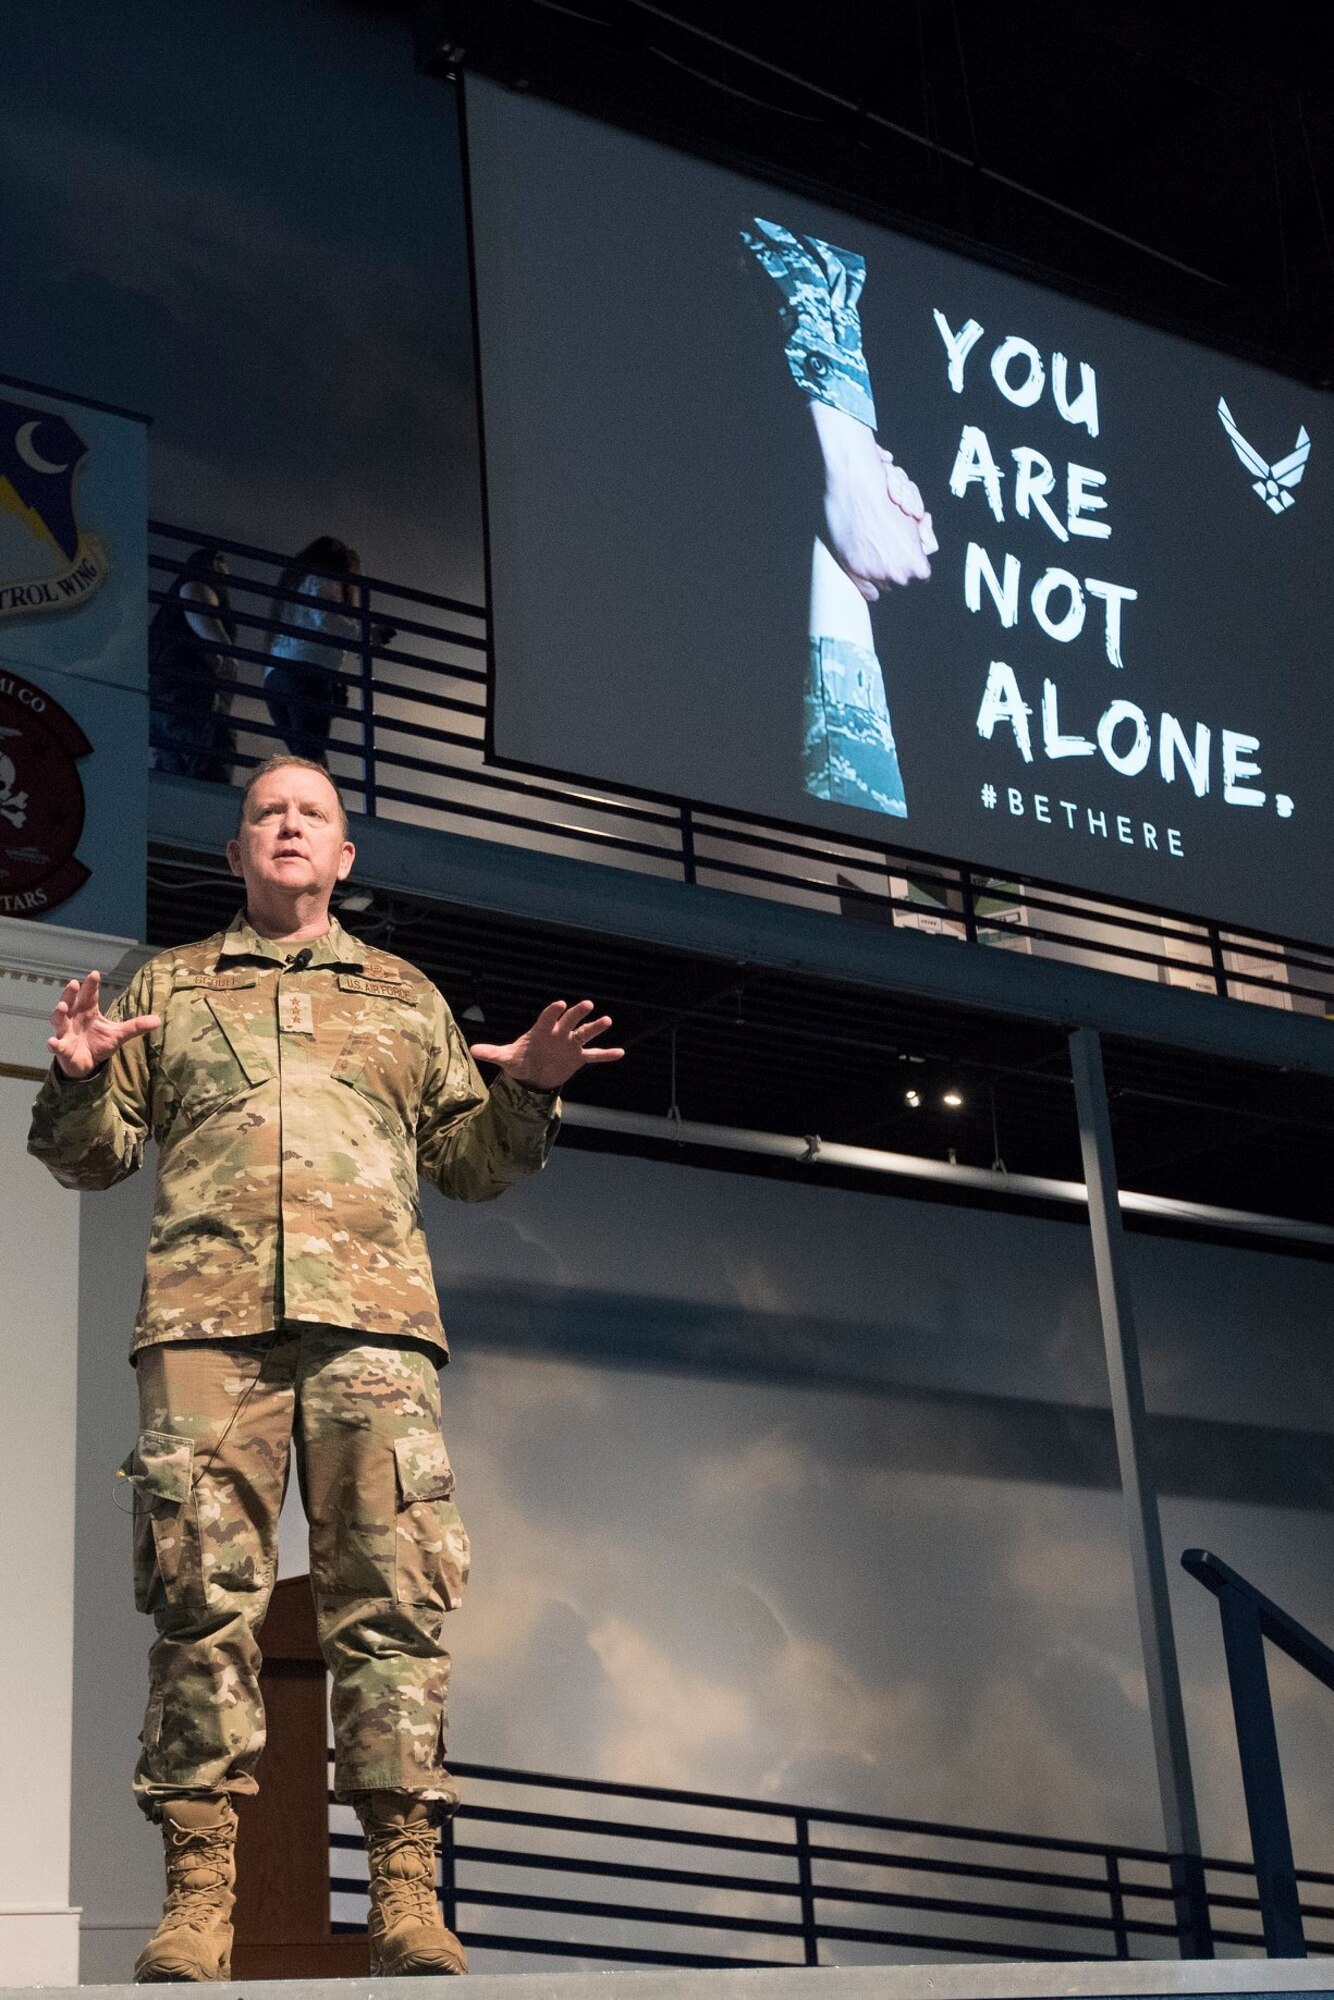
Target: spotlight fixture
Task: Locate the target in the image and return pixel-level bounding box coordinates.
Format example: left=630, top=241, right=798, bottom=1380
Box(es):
left=942, top=1089, right=964, bottom=1109
left=904, top=1088, right=921, bottom=1108
left=339, top=890, right=373, bottom=913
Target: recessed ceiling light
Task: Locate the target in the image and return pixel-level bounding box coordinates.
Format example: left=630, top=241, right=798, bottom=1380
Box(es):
left=942, top=1089, right=964, bottom=1109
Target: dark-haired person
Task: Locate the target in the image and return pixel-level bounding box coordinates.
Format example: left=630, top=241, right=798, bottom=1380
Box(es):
left=28, top=754, right=624, bottom=1981
left=263, top=535, right=363, bottom=764
left=148, top=545, right=238, bottom=783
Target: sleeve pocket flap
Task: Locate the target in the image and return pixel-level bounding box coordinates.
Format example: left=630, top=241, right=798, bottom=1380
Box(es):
left=131, top=1431, right=196, bottom=1505
left=394, top=1432, right=455, bottom=1504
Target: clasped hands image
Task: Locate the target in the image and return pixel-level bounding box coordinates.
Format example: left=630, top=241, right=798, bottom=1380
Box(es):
left=812, top=399, right=938, bottom=603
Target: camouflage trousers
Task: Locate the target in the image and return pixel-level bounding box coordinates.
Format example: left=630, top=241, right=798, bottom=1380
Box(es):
left=125, top=1327, right=470, bottom=1819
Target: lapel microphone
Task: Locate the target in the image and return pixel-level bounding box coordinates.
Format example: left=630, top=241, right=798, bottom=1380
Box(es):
left=287, top=947, right=314, bottom=972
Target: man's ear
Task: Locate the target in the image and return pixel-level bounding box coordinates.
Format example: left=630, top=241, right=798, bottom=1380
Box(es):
left=225, top=837, right=244, bottom=879
left=336, top=841, right=356, bottom=883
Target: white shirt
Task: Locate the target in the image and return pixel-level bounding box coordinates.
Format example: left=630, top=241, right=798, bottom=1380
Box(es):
left=265, top=571, right=358, bottom=677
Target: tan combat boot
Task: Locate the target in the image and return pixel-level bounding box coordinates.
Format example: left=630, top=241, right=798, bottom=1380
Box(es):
left=356, top=1793, right=468, bottom=1976
left=135, top=1795, right=237, bottom=1983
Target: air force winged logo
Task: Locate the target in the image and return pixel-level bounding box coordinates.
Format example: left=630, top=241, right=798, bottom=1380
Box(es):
left=1216, top=397, right=1311, bottom=515
left=0, top=397, right=110, bottom=620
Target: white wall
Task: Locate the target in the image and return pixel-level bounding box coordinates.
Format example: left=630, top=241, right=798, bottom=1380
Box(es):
left=68, top=1168, right=159, bottom=1983
left=0, top=918, right=139, bottom=1985
left=0, top=1076, right=81, bottom=1982
left=66, top=1139, right=1334, bottom=1977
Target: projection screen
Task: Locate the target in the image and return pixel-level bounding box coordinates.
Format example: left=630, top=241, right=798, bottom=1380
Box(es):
left=464, top=75, right=1334, bottom=947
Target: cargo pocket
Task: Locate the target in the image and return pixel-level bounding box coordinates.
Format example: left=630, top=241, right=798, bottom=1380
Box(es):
left=123, top=1431, right=197, bottom=1616
left=393, top=1433, right=470, bottom=1611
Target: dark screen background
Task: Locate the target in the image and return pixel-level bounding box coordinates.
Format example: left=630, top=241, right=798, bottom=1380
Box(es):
left=466, top=77, right=1334, bottom=947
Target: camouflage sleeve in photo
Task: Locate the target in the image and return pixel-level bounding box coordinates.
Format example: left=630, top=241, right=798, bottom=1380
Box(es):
left=27, top=912, right=560, bottom=1358
left=740, top=217, right=878, bottom=430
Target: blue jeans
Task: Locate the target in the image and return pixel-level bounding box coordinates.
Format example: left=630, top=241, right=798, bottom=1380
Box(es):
left=264, top=663, right=341, bottom=764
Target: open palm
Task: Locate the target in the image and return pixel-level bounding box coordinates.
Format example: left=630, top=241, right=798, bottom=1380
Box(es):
left=48, top=971, right=160, bottom=1079
left=471, top=1000, right=624, bottom=1091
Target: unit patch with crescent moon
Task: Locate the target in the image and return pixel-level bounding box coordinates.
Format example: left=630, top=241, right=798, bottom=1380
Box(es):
left=0, top=395, right=110, bottom=619
left=0, top=666, right=91, bottom=915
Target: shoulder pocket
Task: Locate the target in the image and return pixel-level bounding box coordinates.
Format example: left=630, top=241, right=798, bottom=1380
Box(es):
left=203, top=993, right=273, bottom=1088
left=332, top=983, right=428, bottom=1120
left=163, top=977, right=272, bottom=1119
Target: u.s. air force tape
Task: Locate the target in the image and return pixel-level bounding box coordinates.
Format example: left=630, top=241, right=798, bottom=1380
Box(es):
left=336, top=973, right=414, bottom=1002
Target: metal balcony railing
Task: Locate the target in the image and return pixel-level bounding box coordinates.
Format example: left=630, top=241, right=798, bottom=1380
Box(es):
left=1184, top=1550, right=1334, bottom=1959
left=148, top=522, right=1334, bottom=1016
left=326, top=1758, right=1334, bottom=1968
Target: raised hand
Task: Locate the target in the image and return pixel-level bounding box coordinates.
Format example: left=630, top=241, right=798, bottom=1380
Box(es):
left=470, top=1000, right=624, bottom=1092
left=48, top=971, right=160, bottom=1080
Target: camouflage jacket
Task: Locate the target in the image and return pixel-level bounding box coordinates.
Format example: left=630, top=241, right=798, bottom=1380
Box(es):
left=740, top=217, right=878, bottom=430
left=27, top=912, right=560, bottom=1358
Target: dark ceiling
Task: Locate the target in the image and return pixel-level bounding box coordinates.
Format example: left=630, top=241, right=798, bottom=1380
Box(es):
left=407, top=0, right=1334, bottom=380
left=147, top=842, right=1334, bottom=1247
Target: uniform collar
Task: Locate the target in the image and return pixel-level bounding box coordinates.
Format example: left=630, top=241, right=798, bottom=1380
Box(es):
left=217, top=909, right=365, bottom=970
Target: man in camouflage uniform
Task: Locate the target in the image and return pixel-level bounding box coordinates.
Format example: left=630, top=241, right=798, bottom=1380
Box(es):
left=29, top=754, right=622, bottom=1982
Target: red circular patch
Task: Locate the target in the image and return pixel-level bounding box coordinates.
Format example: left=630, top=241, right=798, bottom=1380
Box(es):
left=0, top=666, right=91, bottom=917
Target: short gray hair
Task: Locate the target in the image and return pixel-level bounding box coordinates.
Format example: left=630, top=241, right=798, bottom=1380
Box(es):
left=236, top=755, right=348, bottom=836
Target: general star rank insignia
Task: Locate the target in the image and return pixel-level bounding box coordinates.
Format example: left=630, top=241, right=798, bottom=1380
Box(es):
left=278, top=991, right=315, bottom=1035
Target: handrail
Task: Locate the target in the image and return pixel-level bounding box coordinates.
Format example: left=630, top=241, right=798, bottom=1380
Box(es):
left=146, top=520, right=1334, bottom=1015
left=1182, top=1548, right=1334, bottom=1958
left=325, top=1752, right=1333, bottom=1967
left=1184, top=1550, right=1334, bottom=1693
left=560, top=1100, right=1334, bottom=1250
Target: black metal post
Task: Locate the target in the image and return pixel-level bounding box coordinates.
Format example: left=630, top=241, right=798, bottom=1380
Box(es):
left=680, top=803, right=697, bottom=885
left=880, top=848, right=899, bottom=927
left=1168, top=1851, right=1213, bottom=1966
left=794, top=1811, right=819, bottom=1966
left=359, top=582, right=377, bottom=817
left=1105, top=1850, right=1129, bottom=1959
left=1207, top=924, right=1229, bottom=997
left=440, top=1808, right=458, bottom=1938
left=1217, top=1585, right=1306, bottom=1958
left=960, top=865, right=979, bottom=943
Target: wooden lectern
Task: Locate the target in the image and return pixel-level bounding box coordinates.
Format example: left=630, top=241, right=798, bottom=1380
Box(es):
left=229, top=1576, right=370, bottom=1979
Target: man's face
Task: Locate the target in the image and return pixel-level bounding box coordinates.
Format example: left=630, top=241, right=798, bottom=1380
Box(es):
left=226, top=767, right=355, bottom=907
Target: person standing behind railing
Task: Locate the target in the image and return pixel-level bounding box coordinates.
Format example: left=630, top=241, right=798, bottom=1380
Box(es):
left=148, top=545, right=238, bottom=783
left=263, top=535, right=363, bottom=765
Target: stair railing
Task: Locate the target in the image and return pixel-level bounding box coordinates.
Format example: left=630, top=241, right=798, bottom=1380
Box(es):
left=1182, top=1548, right=1334, bottom=1959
